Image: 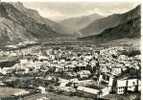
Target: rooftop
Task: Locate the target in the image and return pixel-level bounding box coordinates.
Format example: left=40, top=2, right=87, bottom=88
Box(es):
left=0, top=87, right=29, bottom=96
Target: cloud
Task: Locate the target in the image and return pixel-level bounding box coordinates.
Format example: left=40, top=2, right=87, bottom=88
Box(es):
left=87, top=8, right=106, bottom=16
left=90, top=8, right=129, bottom=16
left=22, top=2, right=140, bottom=21
left=85, top=3, right=139, bottom=16
left=36, top=8, right=66, bottom=20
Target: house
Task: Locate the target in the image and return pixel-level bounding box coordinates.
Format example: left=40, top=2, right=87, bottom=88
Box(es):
left=117, top=78, right=141, bottom=94
left=111, top=67, right=122, bottom=76
left=0, top=57, right=18, bottom=68
left=100, top=75, right=114, bottom=96
left=77, top=70, right=91, bottom=80
left=77, top=86, right=100, bottom=96
left=117, top=79, right=126, bottom=94
left=98, top=73, right=112, bottom=84
left=96, top=73, right=115, bottom=96
left=38, top=86, right=46, bottom=94
left=38, top=56, right=48, bottom=61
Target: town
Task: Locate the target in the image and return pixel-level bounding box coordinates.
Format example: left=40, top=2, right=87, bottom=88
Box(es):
left=0, top=44, right=141, bottom=100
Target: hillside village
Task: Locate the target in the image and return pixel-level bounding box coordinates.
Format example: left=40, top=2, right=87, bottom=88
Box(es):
left=0, top=44, right=140, bottom=100
left=0, top=1, right=141, bottom=100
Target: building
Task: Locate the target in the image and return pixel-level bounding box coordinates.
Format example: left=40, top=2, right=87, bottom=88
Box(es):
left=117, top=78, right=141, bottom=94
left=0, top=87, right=30, bottom=100
left=77, top=86, right=100, bottom=98
left=111, top=67, right=122, bottom=76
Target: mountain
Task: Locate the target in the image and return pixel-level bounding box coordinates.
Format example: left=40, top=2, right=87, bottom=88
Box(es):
left=12, top=2, right=70, bottom=35
left=79, top=14, right=121, bottom=37
left=80, top=5, right=140, bottom=37
left=79, top=5, right=141, bottom=43
left=0, top=2, right=67, bottom=46
left=59, top=13, right=103, bottom=35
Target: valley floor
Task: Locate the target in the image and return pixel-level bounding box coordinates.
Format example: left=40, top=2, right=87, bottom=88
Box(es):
left=0, top=40, right=140, bottom=100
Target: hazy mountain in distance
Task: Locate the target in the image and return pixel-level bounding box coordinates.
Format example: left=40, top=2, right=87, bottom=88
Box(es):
left=80, top=14, right=121, bottom=37
left=79, top=5, right=141, bottom=43
left=0, top=2, right=67, bottom=45
left=80, top=5, right=140, bottom=37
left=59, top=13, right=103, bottom=35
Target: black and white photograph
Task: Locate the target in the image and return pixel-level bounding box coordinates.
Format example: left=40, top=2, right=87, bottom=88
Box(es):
left=0, top=0, right=141, bottom=100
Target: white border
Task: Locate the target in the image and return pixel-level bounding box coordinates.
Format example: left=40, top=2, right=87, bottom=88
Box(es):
left=1, top=0, right=141, bottom=3
left=0, top=0, right=142, bottom=99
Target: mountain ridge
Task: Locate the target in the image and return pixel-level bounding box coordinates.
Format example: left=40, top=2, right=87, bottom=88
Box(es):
left=59, top=13, right=103, bottom=35
left=0, top=2, right=68, bottom=45
left=79, top=5, right=140, bottom=37
left=79, top=5, right=141, bottom=43
left=11, top=2, right=71, bottom=36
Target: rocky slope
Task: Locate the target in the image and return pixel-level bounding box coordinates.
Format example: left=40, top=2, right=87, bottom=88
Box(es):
left=12, top=2, right=69, bottom=35
left=0, top=2, right=67, bottom=45
left=60, top=13, right=103, bottom=35
left=80, top=5, right=140, bottom=37
left=79, top=5, right=141, bottom=43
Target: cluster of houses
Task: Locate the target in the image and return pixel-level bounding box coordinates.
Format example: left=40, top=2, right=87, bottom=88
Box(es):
left=0, top=45, right=141, bottom=99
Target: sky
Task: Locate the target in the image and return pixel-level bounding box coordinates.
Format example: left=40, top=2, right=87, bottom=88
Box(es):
left=1, top=0, right=141, bottom=21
